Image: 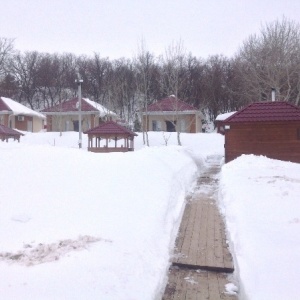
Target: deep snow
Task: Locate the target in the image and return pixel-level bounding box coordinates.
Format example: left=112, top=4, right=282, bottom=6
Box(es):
left=219, top=155, right=300, bottom=300
left=0, top=130, right=299, bottom=299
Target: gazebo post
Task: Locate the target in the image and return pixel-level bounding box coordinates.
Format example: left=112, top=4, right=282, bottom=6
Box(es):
left=131, top=138, right=134, bottom=149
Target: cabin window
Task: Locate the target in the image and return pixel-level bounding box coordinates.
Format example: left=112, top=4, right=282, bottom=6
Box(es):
left=65, top=121, right=70, bottom=131
left=179, top=119, right=186, bottom=132
left=152, top=120, right=161, bottom=131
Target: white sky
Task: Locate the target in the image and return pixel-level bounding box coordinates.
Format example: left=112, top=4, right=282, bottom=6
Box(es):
left=1, top=0, right=300, bottom=59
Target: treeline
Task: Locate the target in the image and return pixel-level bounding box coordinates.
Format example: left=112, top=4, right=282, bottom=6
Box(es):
left=1, top=17, right=300, bottom=124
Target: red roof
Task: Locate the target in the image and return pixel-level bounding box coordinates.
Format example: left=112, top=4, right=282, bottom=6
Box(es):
left=41, top=98, right=98, bottom=113
left=0, top=124, right=23, bottom=136
left=146, top=96, right=196, bottom=112
left=225, top=101, right=300, bottom=123
left=84, top=121, right=137, bottom=136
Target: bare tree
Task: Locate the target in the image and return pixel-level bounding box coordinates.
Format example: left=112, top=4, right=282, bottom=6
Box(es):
left=159, top=41, right=189, bottom=145
left=10, top=51, right=41, bottom=109
left=236, top=17, right=300, bottom=104
left=134, top=40, right=158, bottom=145
left=0, top=37, right=14, bottom=76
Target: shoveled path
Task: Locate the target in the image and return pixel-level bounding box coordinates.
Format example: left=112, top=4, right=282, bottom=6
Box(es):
left=162, top=155, right=238, bottom=300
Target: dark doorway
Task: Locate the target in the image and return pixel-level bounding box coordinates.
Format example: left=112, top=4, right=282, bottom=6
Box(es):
left=73, top=120, right=79, bottom=132
left=166, top=121, right=176, bottom=132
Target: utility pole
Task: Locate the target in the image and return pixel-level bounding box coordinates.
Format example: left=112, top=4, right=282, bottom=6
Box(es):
left=75, top=72, right=83, bottom=148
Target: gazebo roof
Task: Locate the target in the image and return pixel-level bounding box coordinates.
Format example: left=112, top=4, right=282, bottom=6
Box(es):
left=84, top=121, right=137, bottom=136
left=0, top=124, right=24, bottom=137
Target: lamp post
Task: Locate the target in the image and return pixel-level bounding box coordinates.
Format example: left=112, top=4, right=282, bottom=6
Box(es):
left=75, top=73, right=83, bottom=148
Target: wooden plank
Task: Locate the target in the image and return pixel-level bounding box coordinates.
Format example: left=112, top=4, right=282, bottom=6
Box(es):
left=174, top=202, right=192, bottom=258
left=196, top=199, right=208, bottom=267
left=214, top=208, right=225, bottom=269
left=177, top=201, right=198, bottom=265
left=162, top=267, right=178, bottom=300
left=184, top=270, right=201, bottom=300
left=206, top=201, right=216, bottom=268
left=172, top=269, right=187, bottom=300
left=186, top=201, right=203, bottom=265
left=219, top=213, right=234, bottom=270
left=194, top=270, right=209, bottom=300
left=208, top=272, right=222, bottom=300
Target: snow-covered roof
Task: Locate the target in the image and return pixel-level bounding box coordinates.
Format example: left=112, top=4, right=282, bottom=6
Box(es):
left=215, top=111, right=236, bottom=121
left=0, top=97, right=46, bottom=119
left=41, top=97, right=116, bottom=118
left=83, top=98, right=117, bottom=117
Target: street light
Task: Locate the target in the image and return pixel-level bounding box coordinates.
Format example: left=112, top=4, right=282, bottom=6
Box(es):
left=75, top=72, right=83, bottom=149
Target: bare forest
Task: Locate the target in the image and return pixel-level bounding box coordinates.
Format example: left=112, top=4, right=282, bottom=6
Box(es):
left=1, top=18, right=300, bottom=129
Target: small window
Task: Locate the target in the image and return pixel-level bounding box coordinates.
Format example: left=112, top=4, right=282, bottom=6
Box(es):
left=152, top=120, right=157, bottom=131
left=179, top=119, right=186, bottom=132
left=152, top=120, right=161, bottom=131
left=297, top=128, right=300, bottom=139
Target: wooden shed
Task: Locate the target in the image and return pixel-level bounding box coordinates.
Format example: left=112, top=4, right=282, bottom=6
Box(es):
left=215, top=111, right=236, bottom=135
left=0, top=124, right=24, bottom=142
left=224, top=101, right=300, bottom=163
left=84, top=121, right=137, bottom=153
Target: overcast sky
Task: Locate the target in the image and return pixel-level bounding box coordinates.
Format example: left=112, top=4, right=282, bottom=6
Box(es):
left=1, top=0, right=300, bottom=59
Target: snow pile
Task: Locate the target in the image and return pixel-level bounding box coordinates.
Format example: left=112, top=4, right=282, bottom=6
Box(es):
left=219, top=154, right=300, bottom=300
left=0, top=235, right=106, bottom=266
left=225, top=283, right=238, bottom=295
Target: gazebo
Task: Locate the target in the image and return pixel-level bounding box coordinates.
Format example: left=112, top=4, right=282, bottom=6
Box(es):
left=84, top=121, right=138, bottom=153
left=0, top=124, right=24, bottom=142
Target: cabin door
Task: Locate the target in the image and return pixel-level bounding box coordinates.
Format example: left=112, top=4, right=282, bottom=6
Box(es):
left=27, top=120, right=33, bottom=132
left=73, top=120, right=79, bottom=132
left=166, top=120, right=176, bottom=132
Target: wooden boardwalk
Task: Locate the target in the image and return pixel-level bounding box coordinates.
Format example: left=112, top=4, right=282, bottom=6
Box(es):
left=162, top=156, right=238, bottom=299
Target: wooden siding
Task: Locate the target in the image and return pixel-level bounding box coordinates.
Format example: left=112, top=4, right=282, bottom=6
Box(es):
left=225, top=122, right=300, bottom=163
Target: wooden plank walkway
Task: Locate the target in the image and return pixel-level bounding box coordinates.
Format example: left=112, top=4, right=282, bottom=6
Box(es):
left=162, top=156, right=238, bottom=299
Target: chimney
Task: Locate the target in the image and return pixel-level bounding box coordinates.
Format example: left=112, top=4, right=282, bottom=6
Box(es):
left=271, top=88, right=276, bottom=102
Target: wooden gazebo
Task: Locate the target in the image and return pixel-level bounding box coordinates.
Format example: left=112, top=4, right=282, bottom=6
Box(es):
left=84, top=121, right=138, bottom=153
left=0, top=124, right=23, bottom=142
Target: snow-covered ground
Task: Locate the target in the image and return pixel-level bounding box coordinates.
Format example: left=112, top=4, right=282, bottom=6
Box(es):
left=219, top=155, right=300, bottom=300
left=0, top=130, right=299, bottom=299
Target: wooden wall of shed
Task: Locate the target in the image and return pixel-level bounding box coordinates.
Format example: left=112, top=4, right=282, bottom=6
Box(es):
left=225, top=122, right=300, bottom=163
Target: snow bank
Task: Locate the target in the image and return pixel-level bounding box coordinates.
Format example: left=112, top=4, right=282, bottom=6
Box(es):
left=219, top=154, right=300, bottom=300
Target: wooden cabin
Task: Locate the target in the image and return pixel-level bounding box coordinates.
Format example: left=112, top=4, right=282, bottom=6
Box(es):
left=0, top=97, right=45, bottom=132
left=223, top=101, right=300, bottom=163
left=142, top=95, right=203, bottom=133
left=84, top=121, right=137, bottom=153
left=41, top=98, right=117, bottom=132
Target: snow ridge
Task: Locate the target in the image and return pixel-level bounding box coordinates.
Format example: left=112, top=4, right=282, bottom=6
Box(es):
left=0, top=235, right=110, bottom=266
